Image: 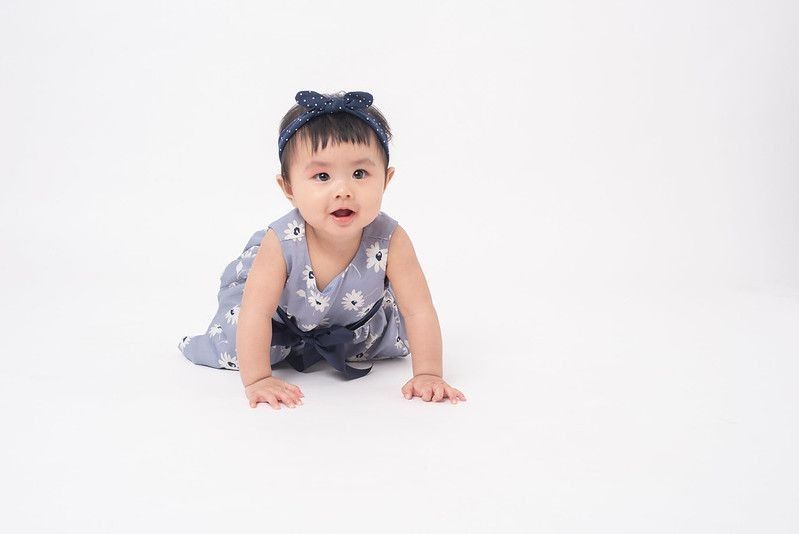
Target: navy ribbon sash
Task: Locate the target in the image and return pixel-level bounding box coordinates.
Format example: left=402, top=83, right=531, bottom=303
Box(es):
left=271, top=295, right=385, bottom=380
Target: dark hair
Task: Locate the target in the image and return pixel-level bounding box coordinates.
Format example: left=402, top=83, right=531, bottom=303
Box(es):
left=278, top=91, right=393, bottom=183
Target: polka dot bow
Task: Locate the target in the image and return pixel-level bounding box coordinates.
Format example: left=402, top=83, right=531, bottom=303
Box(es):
left=278, top=90, right=390, bottom=163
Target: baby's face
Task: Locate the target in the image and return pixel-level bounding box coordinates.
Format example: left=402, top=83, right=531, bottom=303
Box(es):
left=277, top=137, right=394, bottom=239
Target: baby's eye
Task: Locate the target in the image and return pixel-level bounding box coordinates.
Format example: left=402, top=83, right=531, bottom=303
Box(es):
left=313, top=173, right=330, bottom=182
left=353, top=169, right=368, bottom=179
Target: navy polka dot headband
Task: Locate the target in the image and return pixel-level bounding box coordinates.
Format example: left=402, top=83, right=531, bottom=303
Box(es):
left=278, top=90, right=390, bottom=163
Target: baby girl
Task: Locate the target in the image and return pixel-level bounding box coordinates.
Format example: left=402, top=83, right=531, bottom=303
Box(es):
left=179, top=90, right=467, bottom=409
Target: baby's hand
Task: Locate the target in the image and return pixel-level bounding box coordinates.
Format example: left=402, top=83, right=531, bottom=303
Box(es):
left=401, top=374, right=466, bottom=404
left=245, top=376, right=304, bottom=409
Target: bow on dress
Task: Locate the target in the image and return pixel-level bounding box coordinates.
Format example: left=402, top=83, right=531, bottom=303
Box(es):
left=270, top=296, right=385, bottom=380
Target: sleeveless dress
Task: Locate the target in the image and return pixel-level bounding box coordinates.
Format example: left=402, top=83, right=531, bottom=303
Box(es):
left=178, top=207, right=411, bottom=379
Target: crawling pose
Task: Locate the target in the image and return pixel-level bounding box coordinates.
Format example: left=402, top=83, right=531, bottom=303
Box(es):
left=179, top=90, right=466, bottom=409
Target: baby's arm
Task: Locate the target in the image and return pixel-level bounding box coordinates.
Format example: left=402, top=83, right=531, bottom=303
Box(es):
left=237, top=228, right=287, bottom=387
left=386, top=225, right=443, bottom=378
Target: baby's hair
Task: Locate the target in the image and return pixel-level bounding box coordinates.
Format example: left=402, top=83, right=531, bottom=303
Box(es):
left=278, top=90, right=393, bottom=184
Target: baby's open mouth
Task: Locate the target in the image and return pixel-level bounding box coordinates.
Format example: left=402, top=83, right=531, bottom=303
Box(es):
left=332, top=209, right=354, bottom=217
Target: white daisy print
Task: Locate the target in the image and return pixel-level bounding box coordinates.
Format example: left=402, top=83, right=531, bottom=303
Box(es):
left=178, top=335, right=192, bottom=351
left=283, top=220, right=305, bottom=242
left=295, top=288, right=326, bottom=312
left=346, top=351, right=368, bottom=362
left=394, top=335, right=407, bottom=352
left=353, top=324, right=369, bottom=342
left=302, top=265, right=316, bottom=289
left=300, top=323, right=318, bottom=331
left=306, top=288, right=331, bottom=313
left=365, top=331, right=379, bottom=350
left=365, top=241, right=388, bottom=272
left=342, top=289, right=365, bottom=312
left=235, top=260, right=244, bottom=278
left=272, top=345, right=292, bottom=359
left=226, top=305, right=240, bottom=325
left=241, top=245, right=259, bottom=258
left=219, top=352, right=238, bottom=369
left=207, top=324, right=223, bottom=336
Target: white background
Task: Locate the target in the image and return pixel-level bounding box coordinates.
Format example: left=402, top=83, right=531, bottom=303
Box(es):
left=1, top=1, right=797, bottom=532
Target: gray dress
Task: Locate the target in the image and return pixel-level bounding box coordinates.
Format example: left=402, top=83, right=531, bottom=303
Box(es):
left=178, top=207, right=411, bottom=377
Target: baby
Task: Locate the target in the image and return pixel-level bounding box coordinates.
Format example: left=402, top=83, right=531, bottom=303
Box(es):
left=179, top=90, right=466, bottom=409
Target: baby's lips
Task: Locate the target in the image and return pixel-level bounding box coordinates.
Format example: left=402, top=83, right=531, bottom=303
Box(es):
left=331, top=208, right=355, bottom=217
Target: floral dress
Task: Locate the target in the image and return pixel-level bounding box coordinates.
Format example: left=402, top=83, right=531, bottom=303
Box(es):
left=178, top=207, right=411, bottom=377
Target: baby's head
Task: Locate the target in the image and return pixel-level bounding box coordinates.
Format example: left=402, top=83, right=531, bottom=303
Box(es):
left=275, top=91, right=395, bottom=238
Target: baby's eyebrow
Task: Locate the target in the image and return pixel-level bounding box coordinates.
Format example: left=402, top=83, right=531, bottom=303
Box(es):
left=305, top=158, right=376, bottom=169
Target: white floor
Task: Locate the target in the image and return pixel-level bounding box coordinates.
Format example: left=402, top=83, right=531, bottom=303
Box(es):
left=3, top=279, right=797, bottom=533
left=2, top=2, right=797, bottom=531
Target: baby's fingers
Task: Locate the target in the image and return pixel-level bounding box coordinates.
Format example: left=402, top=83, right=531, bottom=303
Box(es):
left=267, top=395, right=282, bottom=409
left=250, top=393, right=281, bottom=410
left=432, top=383, right=445, bottom=402
left=277, top=390, right=298, bottom=408
left=248, top=394, right=263, bottom=408
left=444, top=386, right=460, bottom=404
left=287, top=388, right=303, bottom=405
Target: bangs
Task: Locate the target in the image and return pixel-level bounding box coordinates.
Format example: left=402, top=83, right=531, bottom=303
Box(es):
left=298, top=113, right=379, bottom=153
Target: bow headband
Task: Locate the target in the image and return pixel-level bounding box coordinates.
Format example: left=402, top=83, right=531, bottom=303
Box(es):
left=278, top=90, right=390, bottom=164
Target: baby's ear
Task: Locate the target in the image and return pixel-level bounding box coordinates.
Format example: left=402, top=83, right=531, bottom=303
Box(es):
left=276, top=173, right=294, bottom=203
left=384, top=167, right=395, bottom=190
